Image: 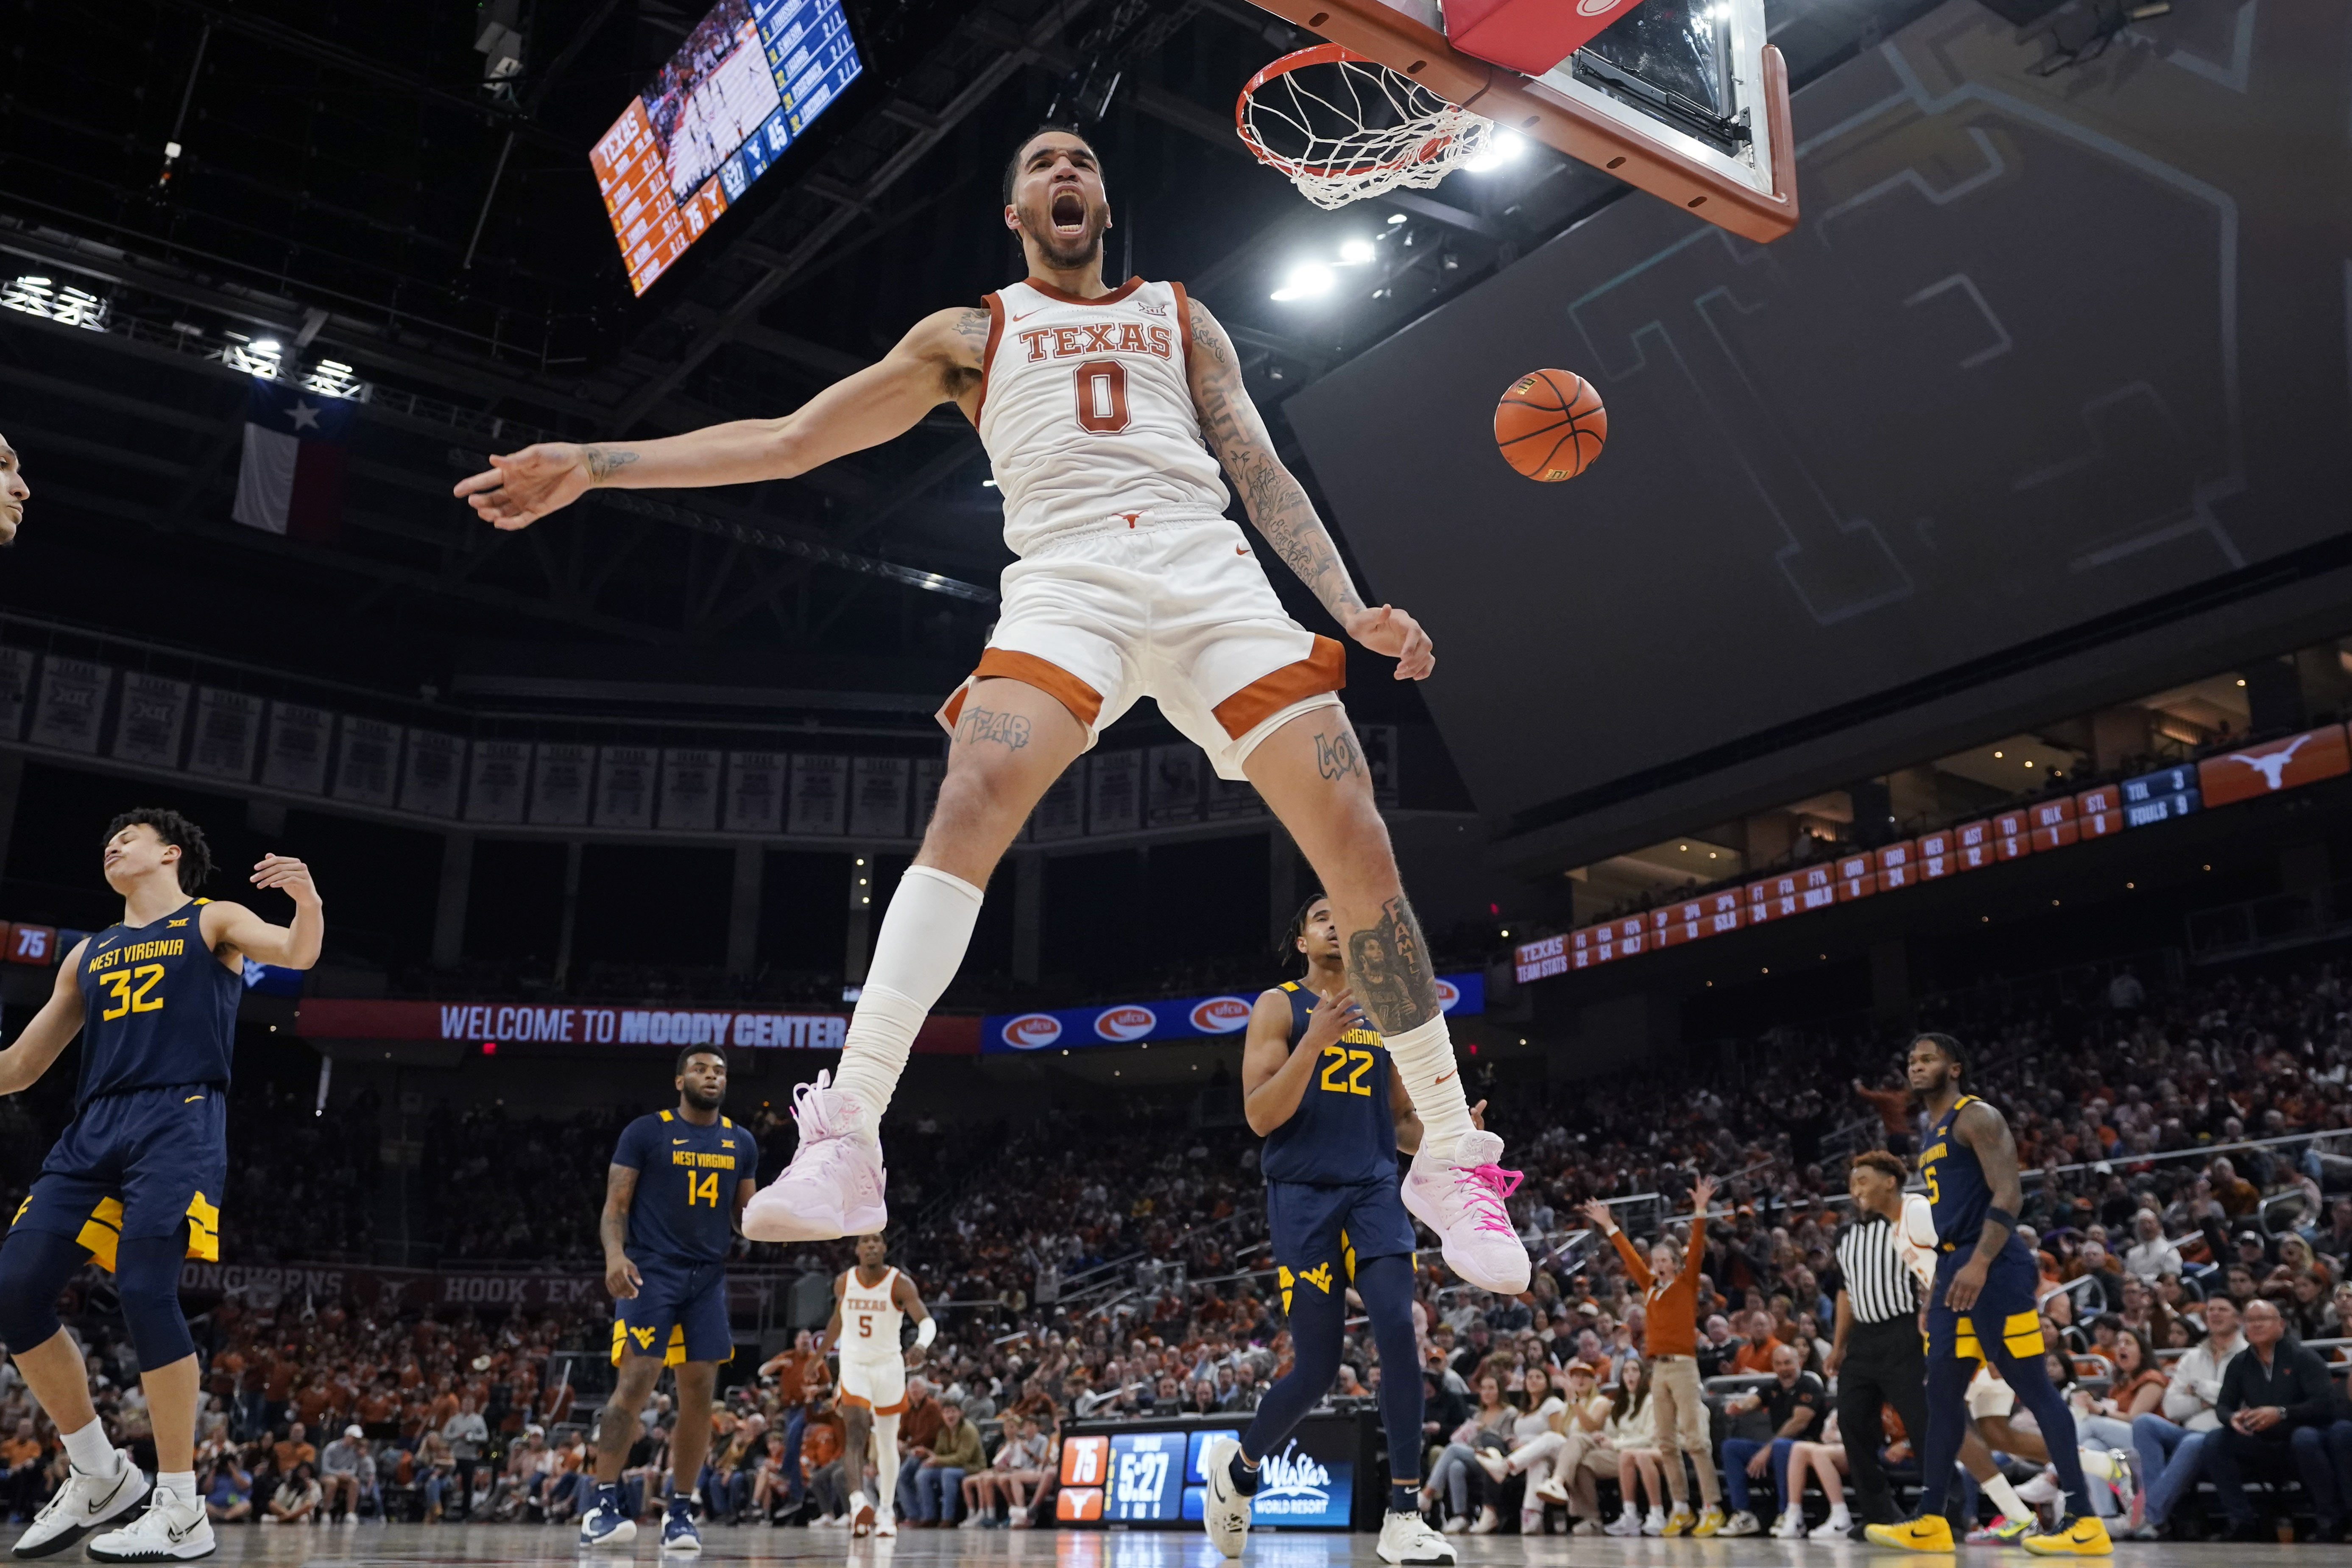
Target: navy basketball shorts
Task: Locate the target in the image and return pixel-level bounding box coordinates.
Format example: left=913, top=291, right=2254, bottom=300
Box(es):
left=9, top=1085, right=226, bottom=1271
left=1925, top=1241, right=2043, bottom=1363
left=1267, top=1177, right=1416, bottom=1316
left=611, top=1257, right=732, bottom=1367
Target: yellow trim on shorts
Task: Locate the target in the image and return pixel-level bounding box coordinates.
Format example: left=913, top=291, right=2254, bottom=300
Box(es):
left=612, top=1318, right=689, bottom=1368
left=77, top=1197, right=124, bottom=1272
left=1953, top=1309, right=2043, bottom=1363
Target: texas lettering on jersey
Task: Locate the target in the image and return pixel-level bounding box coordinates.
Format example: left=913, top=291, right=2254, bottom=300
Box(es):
left=1014, top=321, right=1176, bottom=362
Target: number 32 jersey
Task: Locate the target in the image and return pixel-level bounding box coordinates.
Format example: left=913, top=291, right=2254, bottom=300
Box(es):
left=974, top=277, right=1231, bottom=557
left=74, top=898, right=241, bottom=1107
left=611, top=1110, right=757, bottom=1267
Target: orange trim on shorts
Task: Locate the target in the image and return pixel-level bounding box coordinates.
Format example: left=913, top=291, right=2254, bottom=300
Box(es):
left=1211, top=635, right=1346, bottom=739
left=973, top=293, right=1006, bottom=425
left=834, top=1391, right=909, bottom=1417
left=1170, top=282, right=1193, bottom=372
left=945, top=647, right=1104, bottom=731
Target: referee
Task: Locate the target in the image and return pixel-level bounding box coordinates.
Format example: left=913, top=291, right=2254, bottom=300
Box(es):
left=1826, top=1150, right=1931, bottom=1533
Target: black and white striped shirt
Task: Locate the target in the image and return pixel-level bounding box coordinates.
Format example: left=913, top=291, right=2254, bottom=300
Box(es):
left=1836, top=1212, right=1919, bottom=1325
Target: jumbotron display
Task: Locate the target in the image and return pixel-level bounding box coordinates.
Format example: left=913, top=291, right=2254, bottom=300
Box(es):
left=589, top=0, right=862, bottom=294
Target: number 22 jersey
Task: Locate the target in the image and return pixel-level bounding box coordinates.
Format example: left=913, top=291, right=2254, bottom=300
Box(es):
left=611, top=1110, right=757, bottom=1267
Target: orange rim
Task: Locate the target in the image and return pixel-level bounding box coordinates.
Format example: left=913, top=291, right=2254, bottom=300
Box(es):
left=1235, top=42, right=1462, bottom=181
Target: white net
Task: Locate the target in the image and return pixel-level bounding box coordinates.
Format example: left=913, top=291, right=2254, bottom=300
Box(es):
left=1237, top=47, right=1497, bottom=210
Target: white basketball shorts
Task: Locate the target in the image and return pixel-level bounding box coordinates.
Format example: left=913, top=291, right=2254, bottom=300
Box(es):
left=937, top=511, right=1345, bottom=781
left=837, top=1354, right=908, bottom=1416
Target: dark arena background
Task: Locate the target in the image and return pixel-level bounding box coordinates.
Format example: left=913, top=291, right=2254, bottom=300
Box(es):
left=0, top=0, right=2348, bottom=1565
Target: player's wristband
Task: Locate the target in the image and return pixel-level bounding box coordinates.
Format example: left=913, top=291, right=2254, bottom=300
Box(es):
left=915, top=1317, right=937, bottom=1349
left=1985, top=1206, right=2018, bottom=1233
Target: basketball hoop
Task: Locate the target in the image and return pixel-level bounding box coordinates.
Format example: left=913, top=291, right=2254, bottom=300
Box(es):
left=1236, top=43, right=1497, bottom=210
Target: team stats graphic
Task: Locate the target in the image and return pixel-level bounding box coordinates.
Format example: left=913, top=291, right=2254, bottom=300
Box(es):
left=590, top=0, right=862, bottom=293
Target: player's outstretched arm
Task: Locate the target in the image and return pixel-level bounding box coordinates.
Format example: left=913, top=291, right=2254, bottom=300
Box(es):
left=453, top=306, right=991, bottom=529
left=1183, top=300, right=1433, bottom=681
left=0, top=939, right=88, bottom=1095
left=601, top=1163, right=643, bottom=1300
left=202, top=854, right=324, bottom=970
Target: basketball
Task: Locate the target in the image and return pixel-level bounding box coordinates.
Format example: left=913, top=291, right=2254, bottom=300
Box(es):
left=1494, top=369, right=1607, bottom=482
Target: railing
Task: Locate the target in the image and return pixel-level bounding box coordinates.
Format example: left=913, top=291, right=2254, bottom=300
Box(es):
left=2187, top=882, right=2352, bottom=964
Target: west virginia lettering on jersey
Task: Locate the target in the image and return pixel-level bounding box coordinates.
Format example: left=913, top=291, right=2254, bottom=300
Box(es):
left=85, top=938, right=186, bottom=973
left=668, top=1151, right=738, bottom=1169
left=1016, top=321, right=1175, bottom=362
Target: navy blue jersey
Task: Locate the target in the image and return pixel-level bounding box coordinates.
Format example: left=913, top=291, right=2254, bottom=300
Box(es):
left=1261, top=981, right=1398, bottom=1185
left=73, top=899, right=241, bottom=1108
left=612, top=1110, right=756, bottom=1267
left=1919, top=1094, right=1995, bottom=1247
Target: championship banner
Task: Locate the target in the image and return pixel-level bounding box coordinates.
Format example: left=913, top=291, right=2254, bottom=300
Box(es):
left=660, top=749, right=723, bottom=831
left=28, top=656, right=110, bottom=753
left=110, top=673, right=190, bottom=767
left=188, top=688, right=265, bottom=780
left=296, top=998, right=980, bottom=1054
left=981, top=971, right=1484, bottom=1054
left=260, top=701, right=332, bottom=794
left=594, top=746, right=658, bottom=830
left=400, top=731, right=466, bottom=818
left=332, top=717, right=402, bottom=807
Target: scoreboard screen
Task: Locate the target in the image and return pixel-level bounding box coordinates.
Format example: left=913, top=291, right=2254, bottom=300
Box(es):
left=589, top=0, right=862, bottom=294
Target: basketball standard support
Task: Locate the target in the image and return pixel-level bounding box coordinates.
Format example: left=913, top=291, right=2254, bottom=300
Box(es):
left=1242, top=0, right=1799, bottom=242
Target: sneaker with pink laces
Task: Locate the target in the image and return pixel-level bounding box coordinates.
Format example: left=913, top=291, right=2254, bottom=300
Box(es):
left=742, top=1071, right=888, bottom=1242
left=1401, top=1129, right=1531, bottom=1293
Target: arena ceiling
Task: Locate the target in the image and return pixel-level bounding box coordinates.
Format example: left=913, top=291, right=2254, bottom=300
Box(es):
left=0, top=0, right=1928, bottom=717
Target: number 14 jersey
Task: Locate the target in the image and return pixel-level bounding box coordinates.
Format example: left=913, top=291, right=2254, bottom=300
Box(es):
left=974, top=276, right=1230, bottom=557
left=611, top=1109, right=757, bottom=1267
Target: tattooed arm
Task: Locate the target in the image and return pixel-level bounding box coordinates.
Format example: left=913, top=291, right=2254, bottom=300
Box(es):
left=1183, top=299, right=1434, bottom=680
left=455, top=306, right=994, bottom=530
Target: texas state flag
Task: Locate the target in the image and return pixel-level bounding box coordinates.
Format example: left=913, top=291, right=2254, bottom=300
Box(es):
left=230, top=380, right=350, bottom=540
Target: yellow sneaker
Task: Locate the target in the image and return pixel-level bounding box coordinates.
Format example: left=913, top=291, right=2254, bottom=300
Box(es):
left=1661, top=1507, right=1694, bottom=1538
left=2022, top=1515, right=2113, bottom=1556
left=1690, top=1507, right=1724, bottom=1538
left=1865, top=1516, right=1956, bottom=1552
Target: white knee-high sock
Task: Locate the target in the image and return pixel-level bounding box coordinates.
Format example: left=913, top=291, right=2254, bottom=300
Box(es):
left=874, top=1412, right=902, bottom=1519
left=833, top=866, right=984, bottom=1133
left=1984, top=1472, right=2029, bottom=1521
left=1382, top=1015, right=1477, bottom=1161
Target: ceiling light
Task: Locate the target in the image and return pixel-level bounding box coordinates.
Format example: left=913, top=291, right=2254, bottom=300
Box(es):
left=1270, top=262, right=1336, bottom=302
left=1466, top=131, right=1525, bottom=173
left=1386, top=213, right=1406, bottom=225
left=1993, top=750, right=2003, bottom=758
left=1337, top=237, right=1375, bottom=264
left=2023, top=759, right=2034, bottom=768
left=2236, top=678, right=2247, bottom=686
left=980, top=478, right=997, bottom=488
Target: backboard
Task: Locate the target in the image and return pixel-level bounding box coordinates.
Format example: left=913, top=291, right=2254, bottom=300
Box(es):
left=1240, top=0, right=1798, bottom=241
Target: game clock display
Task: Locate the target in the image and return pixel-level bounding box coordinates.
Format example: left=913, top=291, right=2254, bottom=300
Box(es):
left=589, top=0, right=862, bottom=294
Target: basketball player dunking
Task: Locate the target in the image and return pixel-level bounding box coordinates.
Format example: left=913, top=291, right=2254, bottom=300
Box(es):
left=580, top=1045, right=758, bottom=1554
left=455, top=126, right=1529, bottom=1298
left=1202, top=894, right=1460, bottom=1567
left=1865, top=1033, right=2110, bottom=1557
left=825, top=1233, right=932, bottom=1538
left=0, top=809, right=321, bottom=1563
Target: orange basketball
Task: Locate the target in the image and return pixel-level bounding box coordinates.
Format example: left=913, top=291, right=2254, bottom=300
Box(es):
left=1494, top=369, right=1607, bottom=482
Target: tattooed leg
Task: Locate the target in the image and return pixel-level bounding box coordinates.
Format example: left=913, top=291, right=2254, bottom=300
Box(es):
left=1243, top=706, right=1478, bottom=1157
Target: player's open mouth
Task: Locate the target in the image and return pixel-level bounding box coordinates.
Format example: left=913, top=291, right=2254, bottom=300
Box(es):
left=1050, top=191, right=1086, bottom=232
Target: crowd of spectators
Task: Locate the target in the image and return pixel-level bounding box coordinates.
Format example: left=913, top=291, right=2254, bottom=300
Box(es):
left=5, top=954, right=2352, bottom=1538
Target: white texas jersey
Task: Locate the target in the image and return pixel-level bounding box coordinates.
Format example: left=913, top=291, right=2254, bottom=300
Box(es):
left=974, top=277, right=1231, bottom=556
left=838, top=1265, right=906, bottom=1364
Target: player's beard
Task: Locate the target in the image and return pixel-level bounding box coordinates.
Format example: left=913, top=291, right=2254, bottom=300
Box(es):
left=684, top=1083, right=725, bottom=1113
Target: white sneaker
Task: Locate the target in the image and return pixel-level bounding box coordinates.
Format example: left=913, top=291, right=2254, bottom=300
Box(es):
left=1400, top=1130, right=1532, bottom=1294
left=1377, top=1509, right=1456, bottom=1565
left=1809, top=1512, right=1853, bottom=1540
left=1532, top=1477, right=1570, bottom=1507
left=849, top=1490, right=875, bottom=1537
left=1643, top=1508, right=1668, bottom=1536
left=1199, top=1436, right=1252, bottom=1559
left=873, top=1516, right=896, bottom=1539
left=10, top=1450, right=148, bottom=1560
left=742, top=1071, right=887, bottom=1242
left=1467, top=1507, right=1500, bottom=1536
left=1605, top=1509, right=1643, bottom=1537
left=1771, top=1508, right=1807, bottom=1538
left=1571, top=1519, right=1606, bottom=1536
left=1473, top=1450, right=1510, bottom=1484
left=1718, top=1509, right=1761, bottom=1537
left=85, top=1487, right=214, bottom=1563
left=1440, top=1517, right=1468, bottom=1535
left=958, top=1514, right=989, bottom=1530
